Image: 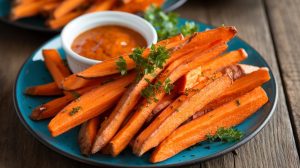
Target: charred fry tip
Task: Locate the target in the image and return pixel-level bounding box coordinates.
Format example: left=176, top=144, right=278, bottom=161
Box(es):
left=239, top=48, right=248, bottom=58
left=9, top=14, right=18, bottom=21
left=261, top=67, right=269, bottom=72
left=75, top=73, right=88, bottom=79
left=228, top=26, right=238, bottom=33
left=24, top=87, right=34, bottom=95
left=30, top=108, right=42, bottom=120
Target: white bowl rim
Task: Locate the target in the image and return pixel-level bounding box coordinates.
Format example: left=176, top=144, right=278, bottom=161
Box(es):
left=61, top=11, right=158, bottom=65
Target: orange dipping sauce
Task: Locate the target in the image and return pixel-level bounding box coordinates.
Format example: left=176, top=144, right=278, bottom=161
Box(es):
left=71, top=25, right=147, bottom=61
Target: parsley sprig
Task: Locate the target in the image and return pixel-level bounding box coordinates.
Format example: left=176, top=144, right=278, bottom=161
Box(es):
left=141, top=78, right=174, bottom=102
left=206, top=127, right=243, bottom=142
left=116, top=56, right=127, bottom=76
left=181, top=21, right=198, bottom=37
left=144, top=5, right=199, bottom=40
left=129, top=45, right=169, bottom=81
left=115, top=45, right=172, bottom=102
left=163, top=78, right=174, bottom=94
left=144, top=5, right=179, bottom=41
left=141, top=79, right=162, bottom=103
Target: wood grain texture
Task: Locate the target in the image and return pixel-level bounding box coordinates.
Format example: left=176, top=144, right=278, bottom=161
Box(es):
left=264, top=0, right=300, bottom=147
left=175, top=0, right=300, bottom=167
left=0, top=0, right=299, bottom=168
left=0, top=22, right=79, bottom=168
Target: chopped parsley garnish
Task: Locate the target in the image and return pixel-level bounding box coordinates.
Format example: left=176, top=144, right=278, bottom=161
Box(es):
left=116, top=56, right=127, bottom=76
left=144, top=5, right=179, bottom=41
left=129, top=45, right=169, bottom=81
left=141, top=77, right=174, bottom=102
left=141, top=79, right=162, bottom=102
left=181, top=22, right=198, bottom=37
left=148, top=45, right=170, bottom=70
left=206, top=127, right=243, bottom=142
left=144, top=5, right=199, bottom=40
left=164, top=78, right=174, bottom=94
left=69, top=106, right=82, bottom=116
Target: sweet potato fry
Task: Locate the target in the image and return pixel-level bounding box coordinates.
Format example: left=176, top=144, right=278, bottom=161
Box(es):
left=91, top=31, right=232, bottom=154
left=133, top=75, right=232, bottom=156
left=134, top=75, right=218, bottom=154
left=145, top=72, right=223, bottom=132
left=147, top=92, right=178, bottom=123
left=90, top=35, right=190, bottom=154
left=201, top=68, right=270, bottom=112
left=191, top=65, right=264, bottom=119
left=48, top=10, right=83, bottom=30
left=48, top=73, right=136, bottom=137
left=76, top=34, right=185, bottom=78
left=150, top=87, right=268, bottom=163
left=62, top=73, right=120, bottom=91
left=53, top=0, right=85, bottom=18
left=78, top=117, right=101, bottom=155
left=43, top=49, right=71, bottom=88
left=85, top=0, right=117, bottom=13
left=115, top=0, right=164, bottom=13
left=62, top=74, right=99, bottom=91
left=15, top=0, right=38, bottom=5
left=108, top=43, right=228, bottom=156
left=10, top=0, right=45, bottom=20
left=177, top=49, right=248, bottom=93
left=30, top=94, right=75, bottom=121
left=30, top=84, right=99, bottom=121
left=122, top=0, right=133, bottom=4
left=25, top=82, right=63, bottom=96
left=42, top=1, right=60, bottom=13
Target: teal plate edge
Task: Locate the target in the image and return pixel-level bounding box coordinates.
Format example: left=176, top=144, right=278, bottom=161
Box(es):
left=13, top=19, right=278, bottom=168
left=0, top=0, right=187, bottom=33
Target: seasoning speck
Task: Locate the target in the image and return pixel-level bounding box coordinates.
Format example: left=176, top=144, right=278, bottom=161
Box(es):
left=236, top=99, right=241, bottom=106
left=69, top=106, right=82, bottom=116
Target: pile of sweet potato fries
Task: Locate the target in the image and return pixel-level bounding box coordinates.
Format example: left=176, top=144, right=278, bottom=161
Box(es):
left=11, top=0, right=164, bottom=29
left=26, top=26, right=270, bottom=163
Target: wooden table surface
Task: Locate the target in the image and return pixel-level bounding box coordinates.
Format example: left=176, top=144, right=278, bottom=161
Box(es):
left=1, top=0, right=300, bottom=167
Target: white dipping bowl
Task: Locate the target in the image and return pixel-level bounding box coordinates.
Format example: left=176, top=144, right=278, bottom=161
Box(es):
left=61, top=11, right=157, bottom=73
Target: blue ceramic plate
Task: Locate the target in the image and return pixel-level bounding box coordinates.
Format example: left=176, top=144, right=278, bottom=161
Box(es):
left=13, top=19, right=278, bottom=167
left=0, top=0, right=187, bottom=32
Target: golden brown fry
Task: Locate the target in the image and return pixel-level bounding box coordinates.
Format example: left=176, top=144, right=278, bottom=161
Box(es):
left=48, top=10, right=83, bottom=30
left=85, top=0, right=117, bottom=13
left=11, top=0, right=46, bottom=20
left=42, top=1, right=60, bottom=13
left=53, top=0, right=85, bottom=19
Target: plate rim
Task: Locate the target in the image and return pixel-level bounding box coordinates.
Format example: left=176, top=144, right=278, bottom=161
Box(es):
left=12, top=22, right=279, bottom=168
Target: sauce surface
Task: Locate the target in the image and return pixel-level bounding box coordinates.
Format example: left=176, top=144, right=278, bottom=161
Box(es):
left=71, top=25, right=147, bottom=61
